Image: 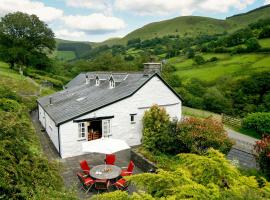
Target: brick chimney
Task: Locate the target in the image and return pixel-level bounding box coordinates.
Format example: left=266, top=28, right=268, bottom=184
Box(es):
left=143, top=62, right=162, bottom=75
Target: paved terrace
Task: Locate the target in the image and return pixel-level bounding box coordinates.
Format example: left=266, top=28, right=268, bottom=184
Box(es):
left=31, top=110, right=142, bottom=199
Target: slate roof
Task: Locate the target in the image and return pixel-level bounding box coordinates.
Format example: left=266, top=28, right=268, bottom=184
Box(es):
left=38, top=72, right=182, bottom=126
left=65, top=72, right=128, bottom=89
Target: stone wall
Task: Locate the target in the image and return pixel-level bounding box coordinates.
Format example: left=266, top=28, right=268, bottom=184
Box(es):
left=131, top=149, right=157, bottom=173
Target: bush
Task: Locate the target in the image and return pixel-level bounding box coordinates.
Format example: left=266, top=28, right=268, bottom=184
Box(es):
left=0, top=98, right=23, bottom=112
left=242, top=112, right=270, bottom=135
left=208, top=56, right=218, bottom=62
left=193, top=55, right=205, bottom=65
left=245, top=37, right=261, bottom=52
left=142, top=105, right=180, bottom=154
left=259, top=25, right=270, bottom=39
left=117, top=149, right=270, bottom=199
left=177, top=117, right=234, bottom=154
left=254, top=135, right=270, bottom=180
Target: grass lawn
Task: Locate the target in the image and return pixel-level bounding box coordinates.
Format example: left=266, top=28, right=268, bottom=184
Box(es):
left=182, top=106, right=222, bottom=121
left=0, top=61, right=55, bottom=99
left=56, top=50, right=76, bottom=61
left=259, top=38, right=270, bottom=48
left=0, top=61, right=25, bottom=80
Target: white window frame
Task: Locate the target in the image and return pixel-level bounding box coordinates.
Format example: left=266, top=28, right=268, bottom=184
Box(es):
left=78, top=122, right=86, bottom=139
left=102, top=120, right=111, bottom=138
left=109, top=79, right=115, bottom=88
left=95, top=77, right=100, bottom=86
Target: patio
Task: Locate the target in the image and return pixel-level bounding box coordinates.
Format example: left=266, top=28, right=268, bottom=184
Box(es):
left=31, top=110, right=143, bottom=198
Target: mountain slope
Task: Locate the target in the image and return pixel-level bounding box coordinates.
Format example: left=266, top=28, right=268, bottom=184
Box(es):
left=98, top=5, right=270, bottom=46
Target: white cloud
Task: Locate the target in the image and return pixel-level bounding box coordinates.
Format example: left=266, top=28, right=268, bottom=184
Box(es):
left=115, top=0, right=255, bottom=16
left=54, top=29, right=87, bottom=40
left=62, top=13, right=125, bottom=34
left=264, top=0, right=270, bottom=5
left=0, top=0, right=63, bottom=22
left=66, top=0, right=107, bottom=10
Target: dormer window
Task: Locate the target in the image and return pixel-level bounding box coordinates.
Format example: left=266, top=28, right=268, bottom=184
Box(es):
left=85, top=74, right=90, bottom=84
left=109, top=77, right=115, bottom=89
left=95, top=76, right=99, bottom=86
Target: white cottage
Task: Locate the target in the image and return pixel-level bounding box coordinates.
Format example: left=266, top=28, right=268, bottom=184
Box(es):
left=37, top=63, right=183, bottom=158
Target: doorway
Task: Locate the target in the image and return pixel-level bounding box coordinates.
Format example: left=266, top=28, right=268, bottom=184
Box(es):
left=87, top=120, right=102, bottom=141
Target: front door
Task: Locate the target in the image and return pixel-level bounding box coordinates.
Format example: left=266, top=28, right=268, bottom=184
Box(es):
left=102, top=120, right=111, bottom=138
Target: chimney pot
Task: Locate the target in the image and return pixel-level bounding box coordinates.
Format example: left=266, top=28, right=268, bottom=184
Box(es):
left=49, top=97, right=53, bottom=105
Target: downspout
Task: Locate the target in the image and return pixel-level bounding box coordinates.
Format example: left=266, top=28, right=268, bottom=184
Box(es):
left=57, top=126, right=62, bottom=158
left=37, top=103, right=39, bottom=120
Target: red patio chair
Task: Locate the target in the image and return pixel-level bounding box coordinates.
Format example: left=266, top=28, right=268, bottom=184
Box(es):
left=80, top=160, right=90, bottom=175
left=121, top=160, right=135, bottom=177
left=95, top=179, right=110, bottom=192
left=77, top=172, right=95, bottom=193
left=113, top=178, right=129, bottom=190
left=104, top=154, right=116, bottom=165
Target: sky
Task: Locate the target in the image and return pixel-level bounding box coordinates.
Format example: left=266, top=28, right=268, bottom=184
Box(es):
left=0, top=0, right=269, bottom=42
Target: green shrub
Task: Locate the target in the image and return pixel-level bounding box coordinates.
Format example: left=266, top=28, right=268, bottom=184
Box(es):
left=0, top=98, right=23, bottom=112
left=142, top=105, right=179, bottom=154
left=0, top=86, right=21, bottom=102
left=245, top=37, right=261, bottom=52
left=177, top=117, right=234, bottom=154
left=208, top=56, right=218, bottom=62
left=193, top=55, right=206, bottom=65
left=120, top=149, right=270, bottom=199
left=142, top=105, right=233, bottom=156
left=242, top=112, right=270, bottom=135
left=91, top=190, right=155, bottom=200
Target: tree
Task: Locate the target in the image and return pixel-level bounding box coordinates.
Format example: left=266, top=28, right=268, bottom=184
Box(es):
left=185, top=48, right=195, bottom=58
left=259, top=25, right=270, bottom=39
left=0, top=12, right=55, bottom=69
left=203, top=87, right=232, bottom=114
left=245, top=37, right=261, bottom=52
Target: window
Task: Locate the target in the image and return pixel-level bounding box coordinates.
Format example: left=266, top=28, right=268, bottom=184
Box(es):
left=109, top=79, right=115, bottom=88
left=102, top=120, right=111, bottom=137
left=78, top=122, right=86, bottom=139
left=130, top=114, right=137, bottom=124
left=95, top=77, right=99, bottom=86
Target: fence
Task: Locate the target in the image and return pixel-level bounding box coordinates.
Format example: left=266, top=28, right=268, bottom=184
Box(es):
left=221, top=113, right=242, bottom=128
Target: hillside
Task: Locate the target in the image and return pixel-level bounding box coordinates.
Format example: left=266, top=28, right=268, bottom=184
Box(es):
left=53, top=5, right=270, bottom=59
left=168, top=51, right=270, bottom=82
left=98, top=4, right=270, bottom=46
left=54, top=38, right=92, bottom=61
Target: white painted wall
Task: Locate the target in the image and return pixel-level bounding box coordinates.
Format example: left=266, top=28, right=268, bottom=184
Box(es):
left=59, top=76, right=182, bottom=158
left=38, top=105, right=59, bottom=153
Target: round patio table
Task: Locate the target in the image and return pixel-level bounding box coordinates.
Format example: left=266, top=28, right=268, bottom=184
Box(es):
left=90, top=164, right=122, bottom=180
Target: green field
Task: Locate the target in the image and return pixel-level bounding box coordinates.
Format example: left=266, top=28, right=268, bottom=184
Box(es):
left=0, top=61, right=25, bottom=80
left=56, top=51, right=76, bottom=61
left=259, top=38, right=270, bottom=48
left=168, top=53, right=270, bottom=82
